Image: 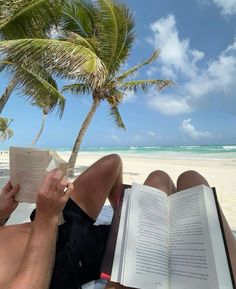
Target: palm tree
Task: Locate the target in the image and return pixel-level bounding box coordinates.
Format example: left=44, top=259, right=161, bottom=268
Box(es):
left=29, top=72, right=65, bottom=147
left=31, top=107, right=49, bottom=147
left=0, top=0, right=107, bottom=160
left=60, top=0, right=173, bottom=177
left=0, top=117, right=14, bottom=141
left=0, top=0, right=75, bottom=145
left=0, top=0, right=63, bottom=113
left=0, top=0, right=173, bottom=177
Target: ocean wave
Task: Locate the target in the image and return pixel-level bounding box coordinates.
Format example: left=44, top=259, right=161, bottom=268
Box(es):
left=223, top=145, right=236, bottom=151
left=179, top=145, right=200, bottom=148
left=129, top=146, right=138, bottom=150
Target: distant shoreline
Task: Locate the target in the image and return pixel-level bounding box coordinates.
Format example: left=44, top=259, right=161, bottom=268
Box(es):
left=2, top=144, right=236, bottom=161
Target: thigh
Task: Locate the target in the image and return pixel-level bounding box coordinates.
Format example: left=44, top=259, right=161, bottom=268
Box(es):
left=70, top=154, right=122, bottom=220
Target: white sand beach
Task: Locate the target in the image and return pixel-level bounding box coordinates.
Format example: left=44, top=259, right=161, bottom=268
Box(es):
left=0, top=151, right=236, bottom=230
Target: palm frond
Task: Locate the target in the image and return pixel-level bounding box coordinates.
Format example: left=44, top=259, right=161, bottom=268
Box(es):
left=0, top=117, right=14, bottom=141
left=0, top=60, right=8, bottom=73
left=121, top=79, right=174, bottom=92
left=109, top=104, right=125, bottom=129
left=0, top=0, right=64, bottom=39
left=106, top=88, right=123, bottom=105
left=109, top=4, right=135, bottom=76
left=60, top=0, right=96, bottom=38
left=116, top=50, right=160, bottom=81
left=0, top=38, right=107, bottom=88
left=62, top=83, right=91, bottom=95
left=15, top=65, right=66, bottom=118
left=96, top=0, right=119, bottom=73
left=64, top=32, right=95, bottom=52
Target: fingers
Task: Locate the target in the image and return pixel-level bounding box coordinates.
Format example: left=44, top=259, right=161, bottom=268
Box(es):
left=2, top=181, right=19, bottom=198
left=43, top=169, right=64, bottom=191
left=56, top=176, right=68, bottom=194
left=41, top=169, right=71, bottom=201
left=62, top=182, right=74, bottom=202
left=4, top=180, right=12, bottom=191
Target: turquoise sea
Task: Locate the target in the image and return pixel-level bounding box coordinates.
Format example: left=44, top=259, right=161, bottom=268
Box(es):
left=56, top=145, right=236, bottom=160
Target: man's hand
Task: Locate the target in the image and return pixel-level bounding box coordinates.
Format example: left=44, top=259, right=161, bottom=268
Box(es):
left=36, top=169, right=73, bottom=223
left=0, top=180, right=19, bottom=222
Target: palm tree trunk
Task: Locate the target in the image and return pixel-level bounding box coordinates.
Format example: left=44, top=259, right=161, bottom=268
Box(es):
left=67, top=97, right=100, bottom=178
left=31, top=110, right=47, bottom=147
left=0, top=77, right=18, bottom=114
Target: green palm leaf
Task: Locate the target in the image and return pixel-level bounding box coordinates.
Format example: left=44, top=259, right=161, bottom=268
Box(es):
left=0, top=117, right=14, bottom=141
left=15, top=65, right=66, bottom=117
left=109, top=4, right=134, bottom=75
left=0, top=38, right=107, bottom=87
left=121, top=79, right=173, bottom=92
left=116, top=51, right=160, bottom=81
left=109, top=104, right=125, bottom=129
left=0, top=0, right=63, bottom=39
left=60, top=0, right=96, bottom=38
left=65, top=32, right=96, bottom=53
left=96, top=0, right=119, bottom=73
left=62, top=83, right=91, bottom=95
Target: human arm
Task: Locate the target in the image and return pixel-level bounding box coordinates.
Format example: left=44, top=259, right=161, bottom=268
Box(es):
left=0, top=181, right=19, bottom=226
left=6, top=169, right=73, bottom=289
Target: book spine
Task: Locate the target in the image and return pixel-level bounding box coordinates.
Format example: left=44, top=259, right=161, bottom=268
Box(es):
left=100, top=185, right=130, bottom=279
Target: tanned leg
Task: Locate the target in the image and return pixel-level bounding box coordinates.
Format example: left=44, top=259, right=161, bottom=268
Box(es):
left=177, top=170, right=236, bottom=281
left=144, top=170, right=176, bottom=195
left=70, top=154, right=123, bottom=220
left=105, top=170, right=176, bottom=289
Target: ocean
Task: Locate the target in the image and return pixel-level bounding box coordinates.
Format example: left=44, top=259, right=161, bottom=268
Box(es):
left=56, top=145, right=236, bottom=160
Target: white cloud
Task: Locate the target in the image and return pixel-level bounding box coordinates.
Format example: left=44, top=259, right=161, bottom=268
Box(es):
left=148, top=94, right=192, bottom=115
left=148, top=15, right=204, bottom=79
left=123, top=90, right=137, bottom=103
left=181, top=119, right=212, bottom=139
left=210, top=0, right=236, bottom=15
left=147, top=14, right=236, bottom=116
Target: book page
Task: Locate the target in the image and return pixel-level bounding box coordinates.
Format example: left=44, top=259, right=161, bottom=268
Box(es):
left=121, top=183, right=169, bottom=289
left=10, top=147, right=50, bottom=203
left=169, top=185, right=233, bottom=289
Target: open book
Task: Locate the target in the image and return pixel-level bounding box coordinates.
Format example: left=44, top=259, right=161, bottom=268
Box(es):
left=10, top=146, right=68, bottom=203
left=102, top=183, right=235, bottom=289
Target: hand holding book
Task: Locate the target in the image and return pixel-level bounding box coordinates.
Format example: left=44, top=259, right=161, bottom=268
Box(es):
left=9, top=146, right=68, bottom=203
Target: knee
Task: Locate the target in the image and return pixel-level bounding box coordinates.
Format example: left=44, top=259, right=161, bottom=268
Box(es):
left=177, top=170, right=209, bottom=190
left=177, top=170, right=201, bottom=183
left=144, top=170, right=175, bottom=194
left=145, top=170, right=171, bottom=183
left=103, top=154, right=122, bottom=170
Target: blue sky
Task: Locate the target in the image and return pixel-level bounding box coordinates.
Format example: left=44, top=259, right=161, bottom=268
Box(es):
left=1, top=0, right=236, bottom=149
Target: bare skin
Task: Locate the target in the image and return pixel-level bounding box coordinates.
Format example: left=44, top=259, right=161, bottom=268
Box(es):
left=0, top=154, right=123, bottom=289
left=105, top=170, right=236, bottom=289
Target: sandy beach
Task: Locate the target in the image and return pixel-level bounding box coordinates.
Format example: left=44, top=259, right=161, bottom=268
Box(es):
left=1, top=151, right=236, bottom=230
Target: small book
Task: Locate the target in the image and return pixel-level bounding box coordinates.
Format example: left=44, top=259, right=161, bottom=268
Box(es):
left=9, top=146, right=68, bottom=203
left=102, top=183, right=235, bottom=289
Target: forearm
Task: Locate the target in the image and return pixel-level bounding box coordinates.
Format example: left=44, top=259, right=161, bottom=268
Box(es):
left=7, top=216, right=59, bottom=289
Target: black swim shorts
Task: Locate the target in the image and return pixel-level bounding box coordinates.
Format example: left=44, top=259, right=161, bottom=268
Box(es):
left=30, top=198, right=111, bottom=289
